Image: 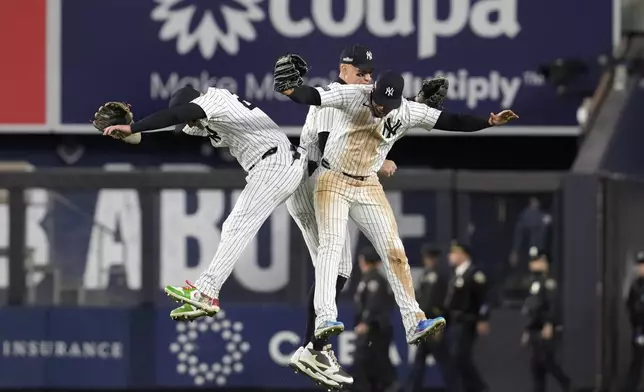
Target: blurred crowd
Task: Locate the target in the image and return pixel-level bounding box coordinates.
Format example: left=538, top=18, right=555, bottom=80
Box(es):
left=348, top=195, right=644, bottom=392
left=349, top=241, right=569, bottom=392
left=347, top=196, right=570, bottom=392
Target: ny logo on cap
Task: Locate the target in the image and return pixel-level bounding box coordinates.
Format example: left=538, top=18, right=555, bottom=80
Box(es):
left=366, top=51, right=372, bottom=60
left=385, top=87, right=395, bottom=97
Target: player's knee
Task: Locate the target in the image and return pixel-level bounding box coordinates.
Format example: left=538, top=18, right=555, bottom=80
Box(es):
left=386, top=248, right=408, bottom=266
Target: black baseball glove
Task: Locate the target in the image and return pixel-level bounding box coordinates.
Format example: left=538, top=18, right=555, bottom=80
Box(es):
left=416, top=77, right=449, bottom=109
left=92, top=102, right=133, bottom=134
left=273, top=54, right=309, bottom=92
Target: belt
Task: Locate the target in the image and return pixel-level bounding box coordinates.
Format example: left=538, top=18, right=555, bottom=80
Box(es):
left=320, top=159, right=368, bottom=181
left=248, top=145, right=300, bottom=171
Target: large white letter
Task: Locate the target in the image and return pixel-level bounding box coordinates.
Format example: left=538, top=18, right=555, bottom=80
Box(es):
left=385, top=192, right=425, bottom=239
left=268, top=331, right=300, bottom=365
left=232, top=191, right=290, bottom=292
left=160, top=189, right=225, bottom=286
left=366, top=0, right=414, bottom=37
left=84, top=165, right=141, bottom=289
left=470, top=0, right=520, bottom=38
left=270, top=0, right=313, bottom=37
left=418, top=0, right=469, bottom=59
left=0, top=189, right=50, bottom=288
left=312, top=0, right=363, bottom=37
left=338, top=332, right=356, bottom=365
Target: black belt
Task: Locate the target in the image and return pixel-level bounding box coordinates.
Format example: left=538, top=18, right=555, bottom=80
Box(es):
left=320, top=159, right=368, bottom=181
left=249, top=145, right=300, bottom=171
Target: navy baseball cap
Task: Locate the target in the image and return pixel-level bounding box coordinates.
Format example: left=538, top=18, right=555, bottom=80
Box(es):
left=450, top=240, right=472, bottom=257
left=636, top=251, right=644, bottom=264
left=169, top=86, right=201, bottom=133
left=339, top=44, right=374, bottom=70
left=529, top=247, right=550, bottom=263
left=373, top=71, right=404, bottom=111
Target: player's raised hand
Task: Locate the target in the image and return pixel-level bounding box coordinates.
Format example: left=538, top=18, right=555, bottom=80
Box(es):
left=488, top=110, right=519, bottom=126
left=378, top=159, right=397, bottom=177
left=273, top=54, right=307, bottom=94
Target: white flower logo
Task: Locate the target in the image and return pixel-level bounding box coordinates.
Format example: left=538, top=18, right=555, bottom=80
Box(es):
left=170, top=311, right=250, bottom=386
left=151, top=0, right=265, bottom=59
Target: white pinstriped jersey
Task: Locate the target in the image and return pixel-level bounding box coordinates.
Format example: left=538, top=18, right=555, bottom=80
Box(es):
left=315, top=84, right=442, bottom=177
left=184, top=88, right=291, bottom=171
left=299, top=82, right=342, bottom=162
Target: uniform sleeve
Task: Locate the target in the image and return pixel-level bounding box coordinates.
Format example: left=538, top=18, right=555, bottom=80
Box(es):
left=472, top=270, right=490, bottom=322
left=544, top=278, right=560, bottom=326
left=190, top=89, right=225, bottom=120
left=408, top=101, right=442, bottom=131
left=433, top=273, right=450, bottom=316
left=316, top=85, right=358, bottom=109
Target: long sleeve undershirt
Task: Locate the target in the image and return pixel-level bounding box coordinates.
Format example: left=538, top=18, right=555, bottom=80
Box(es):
left=131, top=103, right=207, bottom=133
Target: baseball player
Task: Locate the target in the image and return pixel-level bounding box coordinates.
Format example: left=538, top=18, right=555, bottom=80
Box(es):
left=288, top=45, right=449, bottom=390
left=272, top=55, right=518, bottom=356
left=99, top=85, right=306, bottom=320
left=286, top=44, right=399, bottom=389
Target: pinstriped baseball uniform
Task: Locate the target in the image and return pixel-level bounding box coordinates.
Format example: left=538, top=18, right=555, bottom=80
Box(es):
left=184, top=88, right=306, bottom=299
left=312, top=84, right=441, bottom=341
left=285, top=81, right=352, bottom=278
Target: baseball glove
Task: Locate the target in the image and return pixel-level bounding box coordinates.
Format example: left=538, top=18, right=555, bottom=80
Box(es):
left=92, top=102, right=133, bottom=134
left=416, top=78, right=449, bottom=109
left=273, top=54, right=309, bottom=92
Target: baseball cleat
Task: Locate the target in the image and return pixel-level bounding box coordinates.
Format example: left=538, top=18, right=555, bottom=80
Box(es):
left=289, top=346, right=341, bottom=389
left=298, top=343, right=353, bottom=387
left=169, top=303, right=208, bottom=321
left=314, top=320, right=344, bottom=339
left=407, top=316, right=446, bottom=345
left=164, top=280, right=220, bottom=315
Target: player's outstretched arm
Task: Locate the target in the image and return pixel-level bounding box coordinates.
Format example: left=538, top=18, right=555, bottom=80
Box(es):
left=103, top=104, right=207, bottom=136
left=434, top=110, right=519, bottom=132
left=410, top=101, right=518, bottom=133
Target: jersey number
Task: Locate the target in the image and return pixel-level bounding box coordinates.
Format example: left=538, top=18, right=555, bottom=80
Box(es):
left=235, top=95, right=256, bottom=110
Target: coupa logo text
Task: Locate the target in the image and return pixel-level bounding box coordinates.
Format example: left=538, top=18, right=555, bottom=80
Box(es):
left=152, top=0, right=521, bottom=60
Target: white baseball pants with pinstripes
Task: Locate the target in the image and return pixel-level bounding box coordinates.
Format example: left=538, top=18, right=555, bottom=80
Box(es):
left=313, top=168, right=426, bottom=341
left=285, top=167, right=353, bottom=278
left=194, top=145, right=306, bottom=299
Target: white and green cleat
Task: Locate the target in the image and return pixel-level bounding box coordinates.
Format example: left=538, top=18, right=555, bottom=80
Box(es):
left=164, top=280, right=220, bottom=316
left=169, top=303, right=208, bottom=321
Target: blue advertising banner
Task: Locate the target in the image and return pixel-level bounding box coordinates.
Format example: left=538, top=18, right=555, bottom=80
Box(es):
left=0, top=307, right=442, bottom=388
left=0, top=308, right=129, bottom=388
left=57, top=0, right=613, bottom=134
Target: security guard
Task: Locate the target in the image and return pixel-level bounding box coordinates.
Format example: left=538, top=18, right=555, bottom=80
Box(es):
left=444, top=241, right=489, bottom=392
left=622, top=251, right=644, bottom=392
left=408, top=244, right=452, bottom=392
left=521, top=247, right=571, bottom=392
left=352, top=246, right=397, bottom=392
